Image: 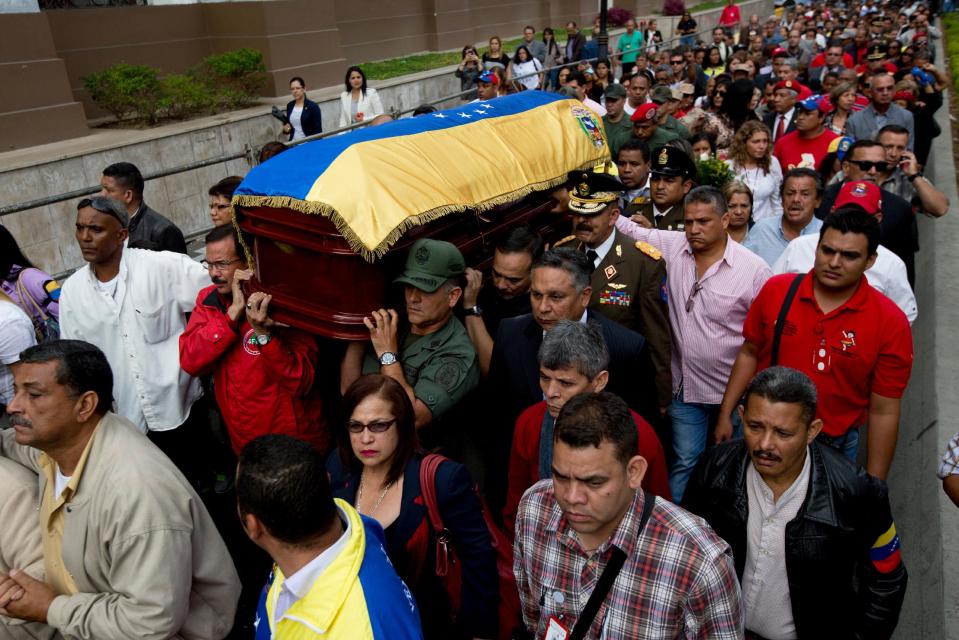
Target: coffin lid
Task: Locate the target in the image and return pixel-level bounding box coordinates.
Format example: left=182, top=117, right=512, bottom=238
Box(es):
left=232, top=91, right=610, bottom=262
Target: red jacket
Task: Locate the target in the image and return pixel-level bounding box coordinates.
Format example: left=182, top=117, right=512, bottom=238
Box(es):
left=503, top=401, right=671, bottom=536
left=179, top=285, right=326, bottom=455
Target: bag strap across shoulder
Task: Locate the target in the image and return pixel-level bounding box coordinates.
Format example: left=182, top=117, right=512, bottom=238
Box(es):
left=770, top=273, right=805, bottom=366
left=15, top=269, right=49, bottom=322
left=569, top=495, right=656, bottom=640
left=419, top=453, right=447, bottom=532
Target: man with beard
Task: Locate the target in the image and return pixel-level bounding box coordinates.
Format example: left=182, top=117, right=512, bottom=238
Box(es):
left=563, top=170, right=672, bottom=421
left=717, top=207, right=913, bottom=479
left=461, top=225, right=543, bottom=376
left=685, top=366, right=907, bottom=639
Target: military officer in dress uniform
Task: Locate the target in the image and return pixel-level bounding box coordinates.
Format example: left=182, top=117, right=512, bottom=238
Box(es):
left=629, top=145, right=698, bottom=232
left=557, top=170, right=673, bottom=422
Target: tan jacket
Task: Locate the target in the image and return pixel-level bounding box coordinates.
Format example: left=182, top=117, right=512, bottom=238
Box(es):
left=0, top=413, right=240, bottom=640
left=0, top=458, right=59, bottom=640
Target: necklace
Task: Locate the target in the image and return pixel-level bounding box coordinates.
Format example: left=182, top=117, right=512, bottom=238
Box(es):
left=357, top=475, right=393, bottom=516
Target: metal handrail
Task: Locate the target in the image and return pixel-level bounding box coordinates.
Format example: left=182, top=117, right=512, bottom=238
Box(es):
left=0, top=9, right=754, bottom=218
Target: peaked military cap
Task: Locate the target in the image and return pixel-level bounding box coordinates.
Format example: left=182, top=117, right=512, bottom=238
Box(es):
left=567, top=170, right=625, bottom=215
left=650, top=145, right=697, bottom=180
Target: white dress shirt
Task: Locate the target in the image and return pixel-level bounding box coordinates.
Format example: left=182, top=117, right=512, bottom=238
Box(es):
left=772, top=235, right=917, bottom=324
left=742, top=449, right=811, bottom=640
left=272, top=506, right=352, bottom=626
left=587, top=230, right=617, bottom=269
left=59, top=248, right=209, bottom=432
left=773, top=108, right=795, bottom=142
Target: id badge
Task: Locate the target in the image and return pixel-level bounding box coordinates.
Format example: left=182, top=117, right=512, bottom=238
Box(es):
left=545, top=616, right=569, bottom=640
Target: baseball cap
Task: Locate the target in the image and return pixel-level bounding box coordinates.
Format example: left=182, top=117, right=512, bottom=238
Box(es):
left=393, top=239, right=466, bottom=293
left=630, top=102, right=659, bottom=123
left=730, top=61, right=752, bottom=73
left=477, top=70, right=499, bottom=85
left=604, top=83, right=628, bottom=99
left=678, top=82, right=695, bottom=95
left=796, top=94, right=833, bottom=113
left=828, top=136, right=854, bottom=160
left=833, top=181, right=882, bottom=215
left=650, top=85, right=681, bottom=104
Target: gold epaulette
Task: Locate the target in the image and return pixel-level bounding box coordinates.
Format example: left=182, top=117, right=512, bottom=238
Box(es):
left=635, top=241, right=662, bottom=260
left=554, top=235, right=577, bottom=247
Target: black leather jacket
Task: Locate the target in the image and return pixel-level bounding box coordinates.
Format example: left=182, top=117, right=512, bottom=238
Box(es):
left=127, top=204, right=187, bottom=254
left=684, top=440, right=907, bottom=640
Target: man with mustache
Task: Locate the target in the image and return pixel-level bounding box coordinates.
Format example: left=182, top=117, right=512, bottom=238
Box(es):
left=685, top=366, right=907, bottom=640
left=59, top=196, right=209, bottom=484
left=341, top=238, right=480, bottom=436
left=716, top=207, right=913, bottom=480
left=563, top=169, right=672, bottom=424
left=179, top=224, right=327, bottom=456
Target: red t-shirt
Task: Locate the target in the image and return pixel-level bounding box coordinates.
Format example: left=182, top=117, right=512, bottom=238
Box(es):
left=502, top=401, right=671, bottom=536
left=810, top=52, right=855, bottom=68
left=742, top=272, right=913, bottom=436
left=774, top=128, right=839, bottom=172
left=719, top=4, right=741, bottom=25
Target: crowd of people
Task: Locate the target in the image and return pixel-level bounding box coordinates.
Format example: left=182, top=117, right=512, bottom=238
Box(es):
left=0, top=0, right=958, bottom=638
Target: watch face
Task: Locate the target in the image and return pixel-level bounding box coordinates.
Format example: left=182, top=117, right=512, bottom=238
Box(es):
left=256, top=333, right=270, bottom=345
left=380, top=352, right=397, bottom=365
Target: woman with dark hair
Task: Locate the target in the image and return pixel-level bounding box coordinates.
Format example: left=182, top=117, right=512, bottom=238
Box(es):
left=702, top=77, right=757, bottom=150
left=507, top=44, right=543, bottom=90
left=0, top=225, right=60, bottom=325
left=338, top=65, right=384, bottom=128
left=456, top=44, right=482, bottom=98
left=591, top=58, right=614, bottom=101
left=327, top=375, right=498, bottom=639
left=542, top=27, right=564, bottom=89
left=703, top=46, right=726, bottom=78
left=690, top=131, right=716, bottom=160
left=677, top=11, right=698, bottom=48
left=284, top=76, right=323, bottom=141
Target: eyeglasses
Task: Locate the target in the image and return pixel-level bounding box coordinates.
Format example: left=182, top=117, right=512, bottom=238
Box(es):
left=685, top=281, right=703, bottom=313
left=210, top=203, right=231, bottom=211
left=671, top=60, right=684, bottom=65
left=201, top=258, right=243, bottom=271
left=347, top=419, right=396, bottom=434
left=847, top=159, right=890, bottom=172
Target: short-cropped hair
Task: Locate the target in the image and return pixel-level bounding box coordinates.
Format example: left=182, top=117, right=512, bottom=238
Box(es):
left=555, top=392, right=638, bottom=465
left=204, top=223, right=246, bottom=259
left=744, top=366, right=818, bottom=425
left=19, top=340, right=114, bottom=414
left=538, top=320, right=609, bottom=380
left=102, top=162, right=144, bottom=197
left=237, top=435, right=337, bottom=546
left=684, top=184, right=727, bottom=216
left=496, top=224, right=544, bottom=261
left=821, top=207, right=881, bottom=256
left=533, top=248, right=592, bottom=292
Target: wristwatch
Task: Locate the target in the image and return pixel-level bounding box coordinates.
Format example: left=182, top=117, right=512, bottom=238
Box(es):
left=464, top=305, right=483, bottom=317
left=907, top=172, right=923, bottom=182
left=255, top=332, right=273, bottom=346
left=379, top=351, right=399, bottom=366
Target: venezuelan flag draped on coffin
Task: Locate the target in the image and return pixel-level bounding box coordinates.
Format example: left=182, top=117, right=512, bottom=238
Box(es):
left=232, top=91, right=610, bottom=339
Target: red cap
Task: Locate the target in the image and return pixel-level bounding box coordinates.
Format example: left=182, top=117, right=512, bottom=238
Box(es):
left=773, top=79, right=803, bottom=93
left=894, top=90, right=916, bottom=103
left=833, top=181, right=882, bottom=215
left=630, top=102, right=659, bottom=123
left=772, top=47, right=788, bottom=58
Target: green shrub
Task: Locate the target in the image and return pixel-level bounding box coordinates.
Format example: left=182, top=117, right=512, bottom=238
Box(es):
left=695, top=156, right=735, bottom=189
left=83, top=63, right=161, bottom=123
left=159, top=73, right=209, bottom=119
left=196, top=48, right=267, bottom=104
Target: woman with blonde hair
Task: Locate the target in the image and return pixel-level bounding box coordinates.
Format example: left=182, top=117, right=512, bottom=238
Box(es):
left=725, top=120, right=783, bottom=223
left=722, top=181, right=753, bottom=244
left=825, top=82, right=857, bottom=136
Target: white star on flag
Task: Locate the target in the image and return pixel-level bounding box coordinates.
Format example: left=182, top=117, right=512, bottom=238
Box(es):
left=458, top=112, right=472, bottom=118
left=432, top=113, right=448, bottom=118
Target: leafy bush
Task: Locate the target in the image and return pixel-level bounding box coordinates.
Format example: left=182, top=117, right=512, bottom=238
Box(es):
left=605, top=7, right=634, bottom=27
left=663, top=0, right=687, bottom=16
left=83, top=48, right=266, bottom=125
left=159, top=73, right=209, bottom=120
left=195, top=48, right=267, bottom=104
left=84, top=64, right=162, bottom=123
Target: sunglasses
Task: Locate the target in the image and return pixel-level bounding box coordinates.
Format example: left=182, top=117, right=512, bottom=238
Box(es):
left=847, top=160, right=890, bottom=172
left=347, top=419, right=395, bottom=434
left=685, top=281, right=703, bottom=313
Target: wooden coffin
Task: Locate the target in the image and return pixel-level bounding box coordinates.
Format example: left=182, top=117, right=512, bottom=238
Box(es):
left=236, top=192, right=568, bottom=340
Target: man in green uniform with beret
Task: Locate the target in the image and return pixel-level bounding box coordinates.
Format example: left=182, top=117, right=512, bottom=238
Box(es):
left=559, top=170, right=673, bottom=421
left=629, top=145, right=698, bottom=231
left=342, top=239, right=480, bottom=434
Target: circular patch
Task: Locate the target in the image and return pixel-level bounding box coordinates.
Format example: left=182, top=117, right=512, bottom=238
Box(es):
left=415, top=245, right=430, bottom=265
left=242, top=329, right=261, bottom=356
left=434, top=359, right=465, bottom=392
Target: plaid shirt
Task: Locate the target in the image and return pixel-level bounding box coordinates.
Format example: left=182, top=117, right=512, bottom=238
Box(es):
left=513, top=480, right=742, bottom=639
left=938, top=431, right=959, bottom=479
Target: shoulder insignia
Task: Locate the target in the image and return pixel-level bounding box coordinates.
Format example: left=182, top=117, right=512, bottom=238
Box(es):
left=553, top=235, right=577, bottom=247
left=635, top=241, right=662, bottom=261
